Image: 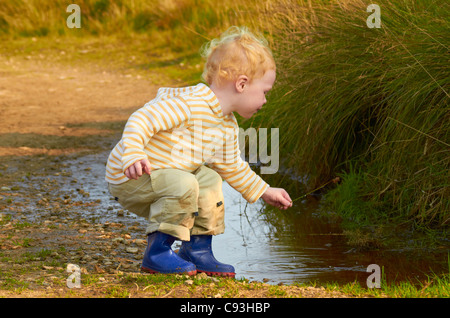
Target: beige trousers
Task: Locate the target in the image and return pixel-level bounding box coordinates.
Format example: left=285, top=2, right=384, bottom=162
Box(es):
left=108, top=165, right=225, bottom=241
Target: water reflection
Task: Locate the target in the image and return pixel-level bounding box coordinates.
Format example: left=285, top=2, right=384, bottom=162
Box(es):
left=214, top=182, right=448, bottom=286
left=213, top=182, right=362, bottom=284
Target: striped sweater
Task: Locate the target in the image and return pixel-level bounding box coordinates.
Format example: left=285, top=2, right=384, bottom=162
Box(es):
left=105, top=83, right=269, bottom=203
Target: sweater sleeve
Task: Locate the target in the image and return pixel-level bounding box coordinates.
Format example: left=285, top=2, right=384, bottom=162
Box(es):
left=121, top=97, right=191, bottom=172
left=209, top=126, right=269, bottom=203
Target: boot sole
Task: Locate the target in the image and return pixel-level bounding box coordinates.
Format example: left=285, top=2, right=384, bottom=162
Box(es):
left=141, top=266, right=197, bottom=276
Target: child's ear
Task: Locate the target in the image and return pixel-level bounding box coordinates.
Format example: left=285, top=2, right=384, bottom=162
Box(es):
left=235, top=75, right=248, bottom=93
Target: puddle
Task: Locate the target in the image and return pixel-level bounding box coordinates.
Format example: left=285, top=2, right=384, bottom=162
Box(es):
left=6, top=150, right=449, bottom=286
left=214, top=183, right=449, bottom=285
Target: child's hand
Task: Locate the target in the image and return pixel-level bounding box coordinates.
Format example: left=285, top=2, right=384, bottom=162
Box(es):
left=261, top=187, right=293, bottom=210
left=124, top=159, right=151, bottom=180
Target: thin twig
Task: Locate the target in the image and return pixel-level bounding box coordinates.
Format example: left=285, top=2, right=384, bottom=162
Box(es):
left=183, top=26, right=211, bottom=41
left=291, top=177, right=340, bottom=202
left=241, top=201, right=257, bottom=237
left=162, top=289, right=174, bottom=298
left=387, top=117, right=450, bottom=148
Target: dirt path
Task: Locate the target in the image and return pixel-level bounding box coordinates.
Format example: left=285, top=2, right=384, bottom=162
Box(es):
left=0, top=54, right=157, bottom=152
left=0, top=56, right=359, bottom=299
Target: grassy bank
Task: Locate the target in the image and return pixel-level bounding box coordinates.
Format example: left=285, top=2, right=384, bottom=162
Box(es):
left=246, top=0, right=449, bottom=247
left=1, top=0, right=448, bottom=247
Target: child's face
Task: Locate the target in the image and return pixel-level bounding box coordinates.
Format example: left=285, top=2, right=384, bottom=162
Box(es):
left=235, top=69, right=276, bottom=119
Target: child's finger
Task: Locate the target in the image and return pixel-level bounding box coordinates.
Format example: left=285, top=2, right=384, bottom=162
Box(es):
left=282, top=191, right=293, bottom=207
left=282, top=190, right=292, bottom=202
left=134, top=161, right=143, bottom=177
left=128, top=165, right=137, bottom=179
left=142, top=159, right=151, bottom=175
left=280, top=196, right=292, bottom=208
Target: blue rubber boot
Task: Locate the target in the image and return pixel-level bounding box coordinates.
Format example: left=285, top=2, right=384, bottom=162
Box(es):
left=178, top=235, right=235, bottom=277
left=141, top=232, right=197, bottom=275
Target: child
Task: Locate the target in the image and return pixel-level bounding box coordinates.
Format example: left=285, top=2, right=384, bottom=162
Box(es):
left=106, top=26, right=292, bottom=277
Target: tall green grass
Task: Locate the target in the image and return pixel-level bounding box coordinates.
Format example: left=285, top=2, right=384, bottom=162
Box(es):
left=245, top=0, right=449, bottom=241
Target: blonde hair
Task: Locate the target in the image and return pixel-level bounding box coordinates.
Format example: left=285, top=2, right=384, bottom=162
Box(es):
left=201, top=26, right=275, bottom=86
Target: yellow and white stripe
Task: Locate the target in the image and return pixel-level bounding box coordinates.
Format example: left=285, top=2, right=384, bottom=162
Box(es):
left=105, top=83, right=269, bottom=203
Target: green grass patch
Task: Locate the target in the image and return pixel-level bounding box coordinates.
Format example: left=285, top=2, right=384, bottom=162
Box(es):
left=326, top=271, right=450, bottom=298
